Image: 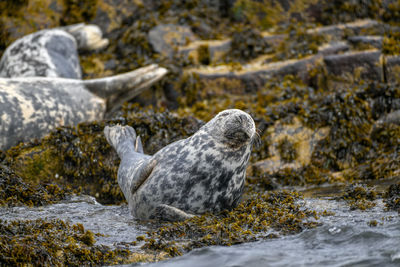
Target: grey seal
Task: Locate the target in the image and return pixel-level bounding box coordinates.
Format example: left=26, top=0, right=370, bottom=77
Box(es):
left=0, top=23, right=108, bottom=79
left=104, top=109, right=256, bottom=221
left=0, top=25, right=167, bottom=151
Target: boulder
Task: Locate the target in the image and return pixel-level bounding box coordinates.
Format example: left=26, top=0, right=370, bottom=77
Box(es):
left=317, top=41, right=350, bottom=56
left=250, top=117, right=329, bottom=176
left=385, top=55, right=400, bottom=84
left=348, top=35, right=383, bottom=50
left=148, top=24, right=198, bottom=58
left=188, top=54, right=322, bottom=93
left=307, top=19, right=384, bottom=41
left=324, top=50, right=383, bottom=90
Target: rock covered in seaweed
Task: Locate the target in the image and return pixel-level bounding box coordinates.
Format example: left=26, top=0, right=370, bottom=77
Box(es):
left=0, top=164, right=67, bottom=207
left=0, top=218, right=132, bottom=266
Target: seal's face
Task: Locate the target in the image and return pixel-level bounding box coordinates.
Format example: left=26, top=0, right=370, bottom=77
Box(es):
left=207, top=109, right=256, bottom=148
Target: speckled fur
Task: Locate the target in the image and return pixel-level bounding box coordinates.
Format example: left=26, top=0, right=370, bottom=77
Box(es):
left=0, top=27, right=167, bottom=151
left=0, top=77, right=105, bottom=150
left=0, top=29, right=81, bottom=79
left=104, top=109, right=256, bottom=221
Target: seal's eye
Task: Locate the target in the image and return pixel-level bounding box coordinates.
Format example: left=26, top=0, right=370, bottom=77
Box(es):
left=224, top=129, right=249, bottom=143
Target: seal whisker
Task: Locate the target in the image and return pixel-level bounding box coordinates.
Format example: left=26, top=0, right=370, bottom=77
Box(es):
left=252, top=131, right=262, bottom=148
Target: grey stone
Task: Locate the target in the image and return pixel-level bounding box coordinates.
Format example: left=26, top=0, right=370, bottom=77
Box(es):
left=385, top=55, right=400, bottom=84
left=348, top=35, right=383, bottom=50
left=148, top=24, right=198, bottom=57
left=324, top=50, right=383, bottom=89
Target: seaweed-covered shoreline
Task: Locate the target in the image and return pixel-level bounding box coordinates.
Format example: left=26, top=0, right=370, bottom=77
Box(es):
left=1, top=0, right=400, bottom=265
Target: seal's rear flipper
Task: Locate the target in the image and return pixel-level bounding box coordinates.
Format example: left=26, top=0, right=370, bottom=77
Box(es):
left=104, top=125, right=138, bottom=159
left=62, top=23, right=109, bottom=51
left=151, top=204, right=195, bottom=221
left=82, top=64, right=168, bottom=114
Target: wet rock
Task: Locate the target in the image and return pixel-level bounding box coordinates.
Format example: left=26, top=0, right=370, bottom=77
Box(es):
left=317, top=41, right=350, bottom=55
left=90, top=0, right=141, bottom=33
left=0, top=218, right=132, bottom=265
left=179, top=30, right=283, bottom=65
left=227, top=26, right=272, bottom=62
left=384, top=183, right=400, bottom=212
left=307, top=19, right=384, bottom=41
left=189, top=55, right=323, bottom=92
left=324, top=50, right=383, bottom=90
left=0, top=164, right=67, bottom=207
left=348, top=35, right=383, bottom=50
left=261, top=32, right=286, bottom=47
left=250, top=117, right=329, bottom=176
left=179, top=39, right=231, bottom=64
left=148, top=24, right=198, bottom=57
left=385, top=55, right=400, bottom=84
left=375, top=110, right=400, bottom=126
left=341, top=183, right=377, bottom=210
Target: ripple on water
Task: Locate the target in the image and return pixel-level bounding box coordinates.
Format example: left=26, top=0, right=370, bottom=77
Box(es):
left=136, top=198, right=400, bottom=267
left=0, top=195, right=148, bottom=249
left=1, top=197, right=399, bottom=266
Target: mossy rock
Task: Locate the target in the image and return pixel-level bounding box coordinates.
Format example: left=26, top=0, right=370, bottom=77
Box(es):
left=250, top=117, right=329, bottom=178
left=341, top=184, right=377, bottom=210
left=0, top=218, right=133, bottom=265
left=384, top=182, right=400, bottom=212
left=140, top=190, right=319, bottom=256
left=0, top=164, right=67, bottom=207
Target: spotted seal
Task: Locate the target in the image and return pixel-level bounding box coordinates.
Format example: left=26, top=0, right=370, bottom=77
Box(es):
left=104, top=109, right=257, bottom=221
left=0, top=26, right=167, bottom=151
left=0, top=23, right=108, bottom=79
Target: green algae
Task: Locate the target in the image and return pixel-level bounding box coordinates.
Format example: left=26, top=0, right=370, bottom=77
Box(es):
left=0, top=218, right=132, bottom=266
left=382, top=30, right=400, bottom=55
left=0, top=164, right=66, bottom=207
left=277, top=137, right=299, bottom=163
left=384, top=182, right=400, bottom=212
left=226, top=25, right=272, bottom=62
left=315, top=0, right=383, bottom=25
left=341, top=184, right=377, bottom=210
left=141, top=191, right=319, bottom=257
left=273, top=24, right=324, bottom=61
left=61, top=0, right=98, bottom=25
left=197, top=44, right=210, bottom=65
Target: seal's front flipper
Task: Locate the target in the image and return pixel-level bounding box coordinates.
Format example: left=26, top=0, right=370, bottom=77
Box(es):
left=130, top=159, right=157, bottom=195
left=151, top=204, right=195, bottom=221
left=135, top=136, right=144, bottom=153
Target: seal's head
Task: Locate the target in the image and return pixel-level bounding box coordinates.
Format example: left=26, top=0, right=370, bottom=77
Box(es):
left=205, top=109, right=256, bottom=148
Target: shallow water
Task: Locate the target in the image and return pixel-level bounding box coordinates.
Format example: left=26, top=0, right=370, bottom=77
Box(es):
left=0, top=195, right=147, bottom=250
left=1, top=196, right=399, bottom=266
left=137, top=199, right=400, bottom=267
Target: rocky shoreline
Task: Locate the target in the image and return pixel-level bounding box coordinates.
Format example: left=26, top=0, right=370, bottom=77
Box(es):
left=1, top=0, right=400, bottom=265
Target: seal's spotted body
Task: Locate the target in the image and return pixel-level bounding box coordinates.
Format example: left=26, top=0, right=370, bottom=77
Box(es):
left=0, top=78, right=104, bottom=150
left=0, top=25, right=167, bottom=151
left=104, top=109, right=256, bottom=221
left=0, top=29, right=81, bottom=79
